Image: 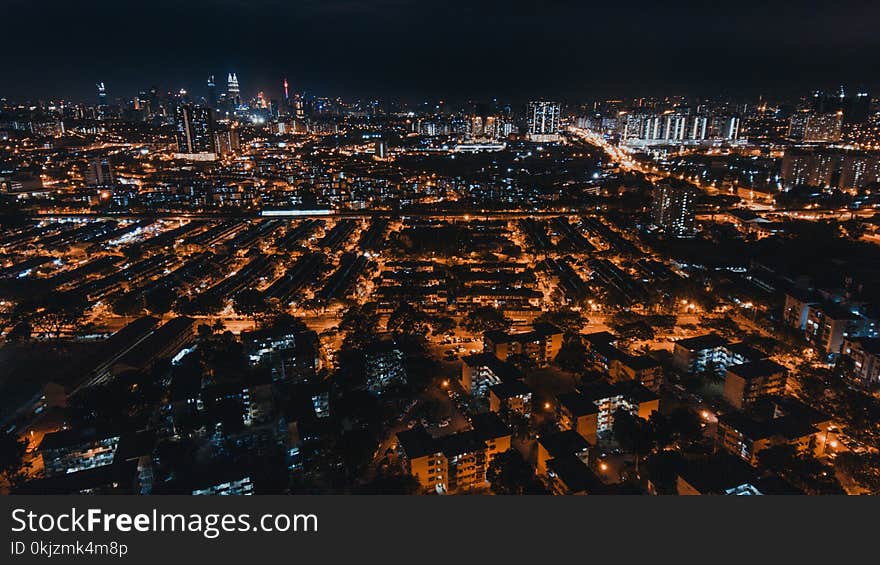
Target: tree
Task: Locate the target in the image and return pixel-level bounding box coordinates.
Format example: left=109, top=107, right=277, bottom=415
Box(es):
left=339, top=303, right=379, bottom=350
left=835, top=452, right=880, bottom=494
left=612, top=408, right=655, bottom=476
left=461, top=305, right=511, bottom=334
left=144, top=286, right=176, bottom=315
left=644, top=451, right=683, bottom=494
left=112, top=293, right=144, bottom=318
left=487, top=449, right=549, bottom=494
left=554, top=335, right=588, bottom=373
left=430, top=316, right=456, bottom=337
left=28, top=294, right=87, bottom=338
left=386, top=303, right=430, bottom=337
left=233, top=289, right=268, bottom=327
left=840, top=219, right=866, bottom=240
left=197, top=323, right=215, bottom=340
left=650, top=407, right=702, bottom=449
left=0, top=431, right=30, bottom=489
left=355, top=474, right=422, bottom=494
left=535, top=308, right=585, bottom=335
left=757, top=444, right=845, bottom=495
left=4, top=321, right=32, bottom=342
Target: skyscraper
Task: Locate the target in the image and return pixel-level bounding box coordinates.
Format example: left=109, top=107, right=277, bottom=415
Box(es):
left=527, top=101, right=561, bottom=142
left=96, top=82, right=107, bottom=106
left=651, top=182, right=697, bottom=238
left=844, top=91, right=871, bottom=124
left=227, top=73, right=241, bottom=107
left=207, top=75, right=218, bottom=110
left=174, top=104, right=217, bottom=160
left=293, top=92, right=305, bottom=120
left=788, top=111, right=843, bottom=142
left=85, top=158, right=115, bottom=187
left=214, top=127, right=241, bottom=157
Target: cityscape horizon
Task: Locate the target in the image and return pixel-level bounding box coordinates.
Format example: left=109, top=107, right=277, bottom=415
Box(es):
left=2, top=1, right=879, bottom=503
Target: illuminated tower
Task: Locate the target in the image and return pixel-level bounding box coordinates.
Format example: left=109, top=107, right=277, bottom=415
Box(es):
left=207, top=75, right=218, bottom=110
left=227, top=73, right=241, bottom=106
left=96, top=82, right=108, bottom=119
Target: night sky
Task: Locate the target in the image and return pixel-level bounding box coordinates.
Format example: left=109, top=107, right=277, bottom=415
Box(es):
left=2, top=0, right=879, bottom=103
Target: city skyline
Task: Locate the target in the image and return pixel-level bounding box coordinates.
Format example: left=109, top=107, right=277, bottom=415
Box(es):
left=2, top=1, right=880, bottom=501
left=3, top=0, right=880, bottom=102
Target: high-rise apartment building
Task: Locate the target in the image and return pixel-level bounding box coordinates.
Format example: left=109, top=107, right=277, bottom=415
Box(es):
left=651, top=182, right=697, bottom=237
left=174, top=104, right=216, bottom=160
left=527, top=101, right=561, bottom=142
left=85, top=158, right=115, bottom=187
left=787, top=111, right=843, bottom=142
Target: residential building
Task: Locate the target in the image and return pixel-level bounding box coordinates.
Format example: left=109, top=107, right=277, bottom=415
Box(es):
left=716, top=397, right=835, bottom=465
left=841, top=337, right=880, bottom=387
left=39, top=429, right=121, bottom=477
left=488, top=380, right=533, bottom=418
left=558, top=381, right=659, bottom=444
left=527, top=101, right=561, bottom=142
left=460, top=352, right=522, bottom=397
left=536, top=430, right=590, bottom=476
left=484, top=323, right=563, bottom=367
left=396, top=413, right=511, bottom=493
left=676, top=454, right=801, bottom=495
left=174, top=104, right=217, bottom=160
left=651, top=181, right=697, bottom=238
left=364, top=339, right=407, bottom=395
left=723, top=360, right=787, bottom=410
left=672, top=334, right=766, bottom=376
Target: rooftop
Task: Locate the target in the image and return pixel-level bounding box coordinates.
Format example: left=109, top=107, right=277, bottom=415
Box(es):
left=557, top=391, right=599, bottom=417
left=727, top=359, right=787, bottom=380
left=675, top=334, right=727, bottom=352
left=489, top=379, right=532, bottom=399
left=539, top=430, right=591, bottom=459
left=546, top=454, right=605, bottom=494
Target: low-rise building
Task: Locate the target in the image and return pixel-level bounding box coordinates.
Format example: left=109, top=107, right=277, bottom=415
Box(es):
left=39, top=429, right=121, bottom=477
left=672, top=334, right=766, bottom=376
left=396, top=413, right=511, bottom=493
left=546, top=454, right=605, bottom=495
left=805, top=302, right=869, bottom=355
left=784, top=292, right=878, bottom=355
left=676, top=454, right=801, bottom=495
left=611, top=353, right=663, bottom=392
left=364, top=338, right=407, bottom=395
left=484, top=323, right=563, bottom=367
left=13, top=459, right=140, bottom=495
left=841, top=337, right=880, bottom=387
left=557, top=392, right=600, bottom=444
left=488, top=380, right=533, bottom=418
left=241, top=325, right=320, bottom=381
left=460, top=353, right=522, bottom=397
left=558, top=381, right=659, bottom=444
left=716, top=397, right=835, bottom=465
left=536, top=430, right=591, bottom=476
left=583, top=332, right=663, bottom=391
left=723, top=360, right=787, bottom=410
